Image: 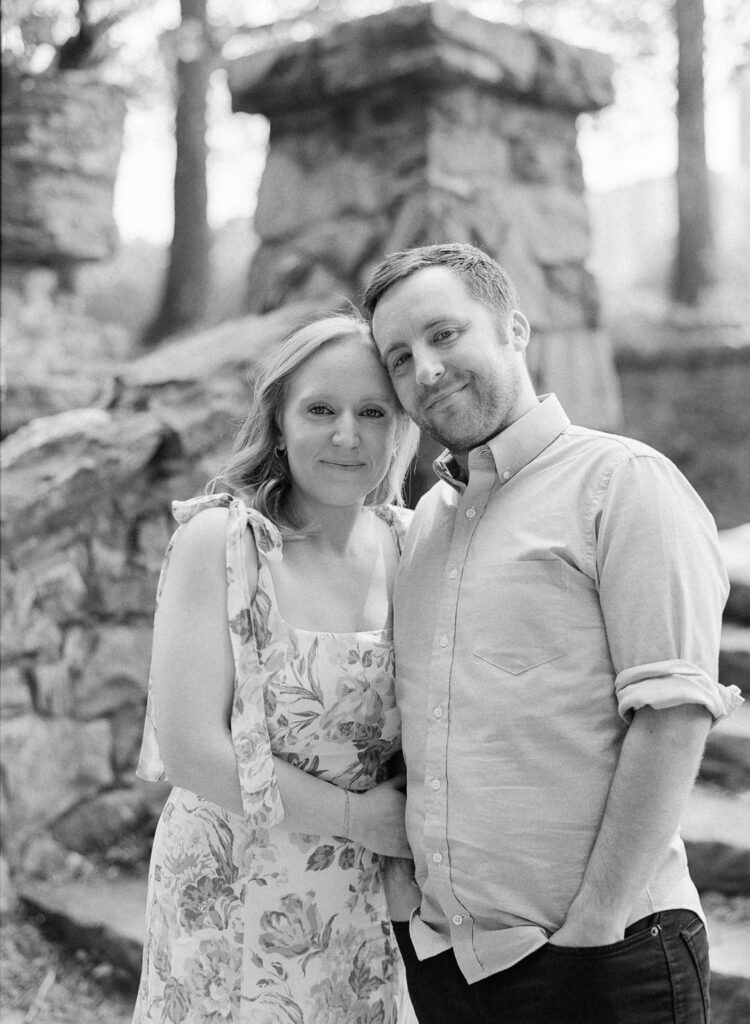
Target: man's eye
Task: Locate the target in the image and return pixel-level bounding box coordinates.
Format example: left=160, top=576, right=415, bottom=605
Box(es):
left=360, top=408, right=385, bottom=418
left=390, top=352, right=411, bottom=372
left=434, top=328, right=457, bottom=342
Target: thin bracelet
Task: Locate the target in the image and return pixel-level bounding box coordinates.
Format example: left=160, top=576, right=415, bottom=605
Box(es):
left=343, top=789, right=351, bottom=839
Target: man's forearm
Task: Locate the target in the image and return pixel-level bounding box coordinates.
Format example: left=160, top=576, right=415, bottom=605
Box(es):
left=552, top=703, right=712, bottom=946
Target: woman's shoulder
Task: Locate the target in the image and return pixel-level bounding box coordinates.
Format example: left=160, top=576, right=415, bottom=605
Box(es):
left=373, top=503, right=414, bottom=549
left=171, top=492, right=281, bottom=567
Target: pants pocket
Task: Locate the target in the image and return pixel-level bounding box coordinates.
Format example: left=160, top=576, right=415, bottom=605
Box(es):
left=679, top=916, right=710, bottom=1023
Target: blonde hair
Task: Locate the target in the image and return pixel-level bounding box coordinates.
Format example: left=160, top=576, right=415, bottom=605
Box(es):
left=211, top=314, right=420, bottom=536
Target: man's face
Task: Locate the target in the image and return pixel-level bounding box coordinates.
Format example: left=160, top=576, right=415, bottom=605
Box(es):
left=371, top=266, right=532, bottom=455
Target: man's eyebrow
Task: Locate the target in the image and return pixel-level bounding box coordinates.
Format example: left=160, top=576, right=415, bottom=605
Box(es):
left=377, top=316, right=456, bottom=364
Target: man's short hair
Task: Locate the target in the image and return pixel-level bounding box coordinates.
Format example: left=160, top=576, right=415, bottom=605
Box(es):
left=362, top=243, right=519, bottom=319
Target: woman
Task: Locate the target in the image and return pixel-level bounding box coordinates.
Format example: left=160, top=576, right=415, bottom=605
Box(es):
left=132, top=314, right=420, bottom=1024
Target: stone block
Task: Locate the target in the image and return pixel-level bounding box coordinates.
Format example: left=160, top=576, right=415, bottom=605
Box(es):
left=528, top=329, right=623, bottom=432
left=51, top=788, right=152, bottom=855
left=531, top=30, right=615, bottom=113
left=75, top=624, right=153, bottom=719
left=16, top=833, right=72, bottom=879
left=720, top=624, right=750, bottom=696
left=0, top=665, right=33, bottom=718
left=2, top=71, right=126, bottom=264
left=0, top=407, right=167, bottom=547
left=429, top=120, right=512, bottom=183
left=1, top=604, right=64, bottom=661
left=253, top=148, right=309, bottom=240
left=32, top=661, right=74, bottom=717
left=510, top=129, right=582, bottom=187
left=135, top=517, right=173, bottom=571
left=110, top=701, right=148, bottom=775
left=30, top=548, right=88, bottom=621
left=295, top=217, right=378, bottom=277
left=711, top=970, right=750, bottom=1024
left=686, top=841, right=750, bottom=896
left=700, top=733, right=750, bottom=793
left=89, top=537, right=159, bottom=617
left=544, top=264, right=600, bottom=330
left=1, top=374, right=105, bottom=438
left=719, top=524, right=750, bottom=625
left=63, top=625, right=96, bottom=675
left=1, top=716, right=114, bottom=831
left=0, top=854, right=19, bottom=915
left=229, top=4, right=613, bottom=116
left=499, top=185, right=591, bottom=267
left=123, top=302, right=320, bottom=389
left=496, top=222, right=552, bottom=330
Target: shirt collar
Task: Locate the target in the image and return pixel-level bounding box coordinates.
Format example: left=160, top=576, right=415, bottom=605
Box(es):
left=433, top=394, right=570, bottom=492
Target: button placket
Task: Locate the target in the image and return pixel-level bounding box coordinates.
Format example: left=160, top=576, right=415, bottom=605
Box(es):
left=422, top=482, right=488, bottom=945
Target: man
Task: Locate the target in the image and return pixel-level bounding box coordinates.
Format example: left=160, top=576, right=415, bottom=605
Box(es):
left=363, top=243, right=742, bottom=1024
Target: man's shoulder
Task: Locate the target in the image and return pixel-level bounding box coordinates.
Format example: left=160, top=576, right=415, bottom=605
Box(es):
left=562, top=424, right=670, bottom=466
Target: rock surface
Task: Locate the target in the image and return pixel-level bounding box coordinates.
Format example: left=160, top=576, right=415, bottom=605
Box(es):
left=1, top=71, right=126, bottom=264
left=0, top=299, right=327, bottom=869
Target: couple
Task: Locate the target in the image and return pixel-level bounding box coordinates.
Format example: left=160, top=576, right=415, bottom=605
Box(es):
left=132, top=244, right=741, bottom=1024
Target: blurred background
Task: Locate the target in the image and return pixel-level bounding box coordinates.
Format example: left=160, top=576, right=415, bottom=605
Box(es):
left=1, top=2, right=748, bottom=1022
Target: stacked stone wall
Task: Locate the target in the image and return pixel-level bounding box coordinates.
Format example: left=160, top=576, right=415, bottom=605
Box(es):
left=0, top=303, right=321, bottom=874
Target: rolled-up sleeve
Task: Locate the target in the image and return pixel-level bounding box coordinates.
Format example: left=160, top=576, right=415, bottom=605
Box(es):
left=593, top=453, right=742, bottom=723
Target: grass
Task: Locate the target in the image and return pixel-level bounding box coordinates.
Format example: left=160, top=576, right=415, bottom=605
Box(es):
left=0, top=908, right=138, bottom=1024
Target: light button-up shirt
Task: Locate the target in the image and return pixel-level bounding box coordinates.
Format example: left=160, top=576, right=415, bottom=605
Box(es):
left=395, top=394, right=742, bottom=983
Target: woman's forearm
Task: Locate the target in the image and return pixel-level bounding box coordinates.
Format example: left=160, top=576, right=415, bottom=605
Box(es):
left=165, top=739, right=409, bottom=856
left=162, top=731, right=245, bottom=816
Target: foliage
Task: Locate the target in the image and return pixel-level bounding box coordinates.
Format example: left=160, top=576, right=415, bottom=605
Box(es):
left=1, top=0, right=154, bottom=80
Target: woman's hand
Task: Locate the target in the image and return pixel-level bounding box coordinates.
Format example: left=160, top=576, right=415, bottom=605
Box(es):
left=384, top=857, right=421, bottom=922
left=351, top=774, right=410, bottom=857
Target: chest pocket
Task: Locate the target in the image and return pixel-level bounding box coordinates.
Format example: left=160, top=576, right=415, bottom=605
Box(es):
left=469, top=559, right=565, bottom=676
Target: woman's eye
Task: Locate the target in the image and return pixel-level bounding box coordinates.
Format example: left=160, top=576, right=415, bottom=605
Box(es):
left=360, top=407, right=385, bottom=419
left=308, top=404, right=332, bottom=415
left=434, top=327, right=457, bottom=342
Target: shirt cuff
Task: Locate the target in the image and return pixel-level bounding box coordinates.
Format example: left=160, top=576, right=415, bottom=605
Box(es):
left=615, top=659, right=744, bottom=724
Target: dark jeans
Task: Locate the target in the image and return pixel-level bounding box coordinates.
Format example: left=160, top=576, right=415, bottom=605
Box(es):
left=393, top=910, right=710, bottom=1024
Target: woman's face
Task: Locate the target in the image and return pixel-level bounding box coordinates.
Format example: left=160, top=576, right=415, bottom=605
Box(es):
left=279, top=335, right=399, bottom=517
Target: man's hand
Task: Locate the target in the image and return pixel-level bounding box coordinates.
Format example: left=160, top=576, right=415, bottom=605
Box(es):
left=384, top=857, right=421, bottom=922
left=547, top=906, right=625, bottom=948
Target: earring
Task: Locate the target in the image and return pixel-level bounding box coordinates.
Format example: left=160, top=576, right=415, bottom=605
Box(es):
left=274, top=443, right=286, bottom=459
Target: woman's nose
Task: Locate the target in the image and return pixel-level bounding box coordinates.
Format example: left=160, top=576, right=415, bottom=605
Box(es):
left=332, top=414, right=359, bottom=446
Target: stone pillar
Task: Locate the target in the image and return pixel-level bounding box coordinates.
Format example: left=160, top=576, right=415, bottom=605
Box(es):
left=1, top=70, right=126, bottom=266
left=228, top=0, right=621, bottom=429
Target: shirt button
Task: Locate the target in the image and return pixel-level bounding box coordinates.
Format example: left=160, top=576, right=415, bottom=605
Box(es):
left=432, top=852, right=443, bottom=864
left=465, top=507, right=476, bottom=518
left=502, top=470, right=511, bottom=481
left=452, top=914, right=464, bottom=926
left=439, top=635, right=449, bottom=648
left=448, top=568, right=458, bottom=580
left=433, top=705, right=444, bottom=719
left=430, top=778, right=441, bottom=792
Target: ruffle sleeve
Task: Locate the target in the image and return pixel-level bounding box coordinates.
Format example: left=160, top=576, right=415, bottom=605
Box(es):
left=136, top=492, right=284, bottom=828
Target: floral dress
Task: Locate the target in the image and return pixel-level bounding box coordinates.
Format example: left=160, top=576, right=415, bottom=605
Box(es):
left=132, top=493, right=414, bottom=1024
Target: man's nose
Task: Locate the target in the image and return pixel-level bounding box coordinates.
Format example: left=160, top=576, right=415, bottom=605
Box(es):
left=414, top=350, right=445, bottom=387
left=332, top=413, right=359, bottom=446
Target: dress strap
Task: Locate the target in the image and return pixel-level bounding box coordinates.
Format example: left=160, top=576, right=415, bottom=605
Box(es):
left=224, top=495, right=285, bottom=827
left=137, top=491, right=284, bottom=829
left=374, top=504, right=414, bottom=557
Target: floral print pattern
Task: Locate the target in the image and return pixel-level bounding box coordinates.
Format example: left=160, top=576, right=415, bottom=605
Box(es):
left=132, top=494, right=413, bottom=1023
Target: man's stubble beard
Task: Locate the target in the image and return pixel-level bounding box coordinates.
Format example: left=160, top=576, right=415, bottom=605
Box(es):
left=413, top=372, right=521, bottom=454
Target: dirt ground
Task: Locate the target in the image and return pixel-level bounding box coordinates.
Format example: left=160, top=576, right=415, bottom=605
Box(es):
left=0, top=908, right=138, bottom=1024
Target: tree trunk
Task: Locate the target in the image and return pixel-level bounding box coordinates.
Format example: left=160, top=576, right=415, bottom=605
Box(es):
left=672, top=0, right=714, bottom=306
left=143, top=0, right=212, bottom=346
